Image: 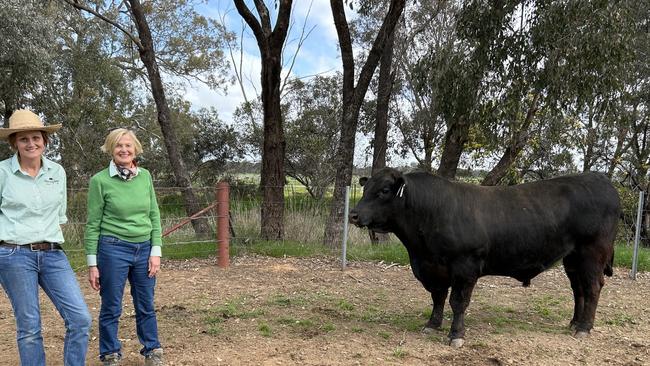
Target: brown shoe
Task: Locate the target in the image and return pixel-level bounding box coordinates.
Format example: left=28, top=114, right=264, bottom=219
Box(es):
left=144, top=348, right=164, bottom=366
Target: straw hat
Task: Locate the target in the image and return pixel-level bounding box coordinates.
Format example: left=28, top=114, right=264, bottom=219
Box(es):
left=0, top=109, right=62, bottom=139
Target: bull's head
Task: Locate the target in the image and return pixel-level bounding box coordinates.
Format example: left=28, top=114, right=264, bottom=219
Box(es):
left=349, top=167, right=405, bottom=233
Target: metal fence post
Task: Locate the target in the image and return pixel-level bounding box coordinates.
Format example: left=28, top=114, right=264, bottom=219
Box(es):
left=342, top=186, right=350, bottom=269
left=631, top=190, right=643, bottom=280
left=216, top=181, right=230, bottom=268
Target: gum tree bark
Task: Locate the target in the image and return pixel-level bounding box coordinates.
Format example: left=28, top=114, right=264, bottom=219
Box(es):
left=233, top=0, right=292, bottom=240
left=323, top=0, right=406, bottom=247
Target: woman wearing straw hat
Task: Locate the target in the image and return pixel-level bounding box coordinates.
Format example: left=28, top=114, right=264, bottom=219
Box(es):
left=0, top=109, right=92, bottom=366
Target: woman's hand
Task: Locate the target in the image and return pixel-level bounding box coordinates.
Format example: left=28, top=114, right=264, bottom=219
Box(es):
left=88, top=266, right=100, bottom=291
left=148, top=256, right=161, bottom=278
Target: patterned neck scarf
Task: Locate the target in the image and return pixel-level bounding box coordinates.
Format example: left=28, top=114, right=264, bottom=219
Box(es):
left=114, top=160, right=139, bottom=181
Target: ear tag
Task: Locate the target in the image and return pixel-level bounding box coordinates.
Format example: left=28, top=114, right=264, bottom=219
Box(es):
left=397, top=183, right=405, bottom=197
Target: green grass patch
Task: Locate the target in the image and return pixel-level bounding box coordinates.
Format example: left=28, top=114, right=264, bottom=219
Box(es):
left=347, top=242, right=409, bottom=265
left=204, top=316, right=224, bottom=336
left=614, top=244, right=650, bottom=272
left=212, top=298, right=264, bottom=319
left=531, top=295, right=568, bottom=321
left=258, top=322, right=272, bottom=337
left=337, top=299, right=355, bottom=311
left=241, top=239, right=333, bottom=258
left=322, top=322, right=336, bottom=332
left=392, top=347, right=408, bottom=359
left=268, top=293, right=309, bottom=307
left=602, top=313, right=635, bottom=327
left=473, top=302, right=567, bottom=335
left=378, top=331, right=391, bottom=339
left=359, top=306, right=427, bottom=332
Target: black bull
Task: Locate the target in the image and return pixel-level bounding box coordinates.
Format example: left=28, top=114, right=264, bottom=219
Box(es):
left=349, top=168, right=620, bottom=347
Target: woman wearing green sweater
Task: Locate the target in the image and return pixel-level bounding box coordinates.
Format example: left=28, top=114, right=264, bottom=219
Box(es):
left=85, top=128, right=163, bottom=366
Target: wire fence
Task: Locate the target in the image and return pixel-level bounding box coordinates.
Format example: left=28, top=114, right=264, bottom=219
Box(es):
left=62, top=182, right=649, bottom=269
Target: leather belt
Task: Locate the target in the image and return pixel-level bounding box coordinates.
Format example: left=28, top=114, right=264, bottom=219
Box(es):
left=0, top=242, right=63, bottom=251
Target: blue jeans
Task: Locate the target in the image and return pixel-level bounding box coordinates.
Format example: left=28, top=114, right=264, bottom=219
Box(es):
left=97, top=235, right=161, bottom=359
left=0, top=245, right=92, bottom=366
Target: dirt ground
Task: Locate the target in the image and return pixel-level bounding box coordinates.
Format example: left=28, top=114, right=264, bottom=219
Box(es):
left=0, top=254, right=649, bottom=366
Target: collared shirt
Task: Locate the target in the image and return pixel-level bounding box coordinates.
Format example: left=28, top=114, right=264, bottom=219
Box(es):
left=0, top=154, right=67, bottom=244
left=109, top=159, right=140, bottom=179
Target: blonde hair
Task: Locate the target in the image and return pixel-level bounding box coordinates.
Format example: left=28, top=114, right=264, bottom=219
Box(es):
left=101, top=128, right=143, bottom=155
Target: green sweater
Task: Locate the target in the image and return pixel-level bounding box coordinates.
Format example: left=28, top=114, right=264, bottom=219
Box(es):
left=84, top=167, right=162, bottom=265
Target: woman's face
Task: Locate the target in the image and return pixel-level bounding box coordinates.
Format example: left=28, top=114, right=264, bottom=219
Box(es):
left=112, top=133, right=136, bottom=166
left=14, top=131, right=45, bottom=160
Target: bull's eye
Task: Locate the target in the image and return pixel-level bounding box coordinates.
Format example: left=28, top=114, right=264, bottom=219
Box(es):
left=381, top=187, right=391, bottom=195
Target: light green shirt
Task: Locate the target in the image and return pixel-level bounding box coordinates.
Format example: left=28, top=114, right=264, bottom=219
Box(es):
left=0, top=154, right=67, bottom=244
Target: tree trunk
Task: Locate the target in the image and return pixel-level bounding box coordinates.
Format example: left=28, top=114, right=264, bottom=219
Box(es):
left=323, top=0, right=405, bottom=247
left=607, top=125, right=629, bottom=178
left=436, top=0, right=515, bottom=180
left=482, top=92, right=540, bottom=186
left=258, top=54, right=286, bottom=239
left=369, top=28, right=396, bottom=244
left=234, top=0, right=292, bottom=240
left=437, top=118, right=470, bottom=179
left=129, top=0, right=210, bottom=236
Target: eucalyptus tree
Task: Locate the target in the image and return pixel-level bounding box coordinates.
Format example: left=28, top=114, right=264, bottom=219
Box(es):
left=29, top=3, right=140, bottom=182
left=129, top=100, right=244, bottom=185
left=283, top=75, right=341, bottom=200
left=391, top=0, right=458, bottom=171
left=192, top=107, right=246, bottom=186
left=233, top=0, right=292, bottom=240
left=0, top=0, right=56, bottom=120
left=543, top=0, right=638, bottom=175
left=0, top=0, right=57, bottom=160
left=348, top=0, right=400, bottom=175
left=434, top=0, right=522, bottom=179
left=62, top=0, right=232, bottom=236
left=323, top=0, right=405, bottom=247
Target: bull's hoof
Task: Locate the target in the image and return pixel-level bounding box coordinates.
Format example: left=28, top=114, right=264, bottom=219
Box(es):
left=449, top=338, right=464, bottom=348
left=422, top=326, right=435, bottom=334
left=573, top=330, right=590, bottom=339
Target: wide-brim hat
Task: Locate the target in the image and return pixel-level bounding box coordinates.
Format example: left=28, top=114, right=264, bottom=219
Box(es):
left=0, top=109, right=62, bottom=139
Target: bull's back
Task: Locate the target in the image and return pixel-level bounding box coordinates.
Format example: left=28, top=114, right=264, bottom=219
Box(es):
left=431, top=172, right=619, bottom=278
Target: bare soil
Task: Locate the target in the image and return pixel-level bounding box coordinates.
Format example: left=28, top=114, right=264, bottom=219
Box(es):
left=1, top=255, right=649, bottom=365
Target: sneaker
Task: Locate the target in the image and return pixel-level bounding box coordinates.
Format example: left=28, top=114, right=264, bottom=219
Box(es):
left=102, top=353, right=121, bottom=366
left=144, top=348, right=164, bottom=366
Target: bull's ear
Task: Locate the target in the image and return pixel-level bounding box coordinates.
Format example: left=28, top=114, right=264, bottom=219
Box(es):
left=359, top=177, right=368, bottom=186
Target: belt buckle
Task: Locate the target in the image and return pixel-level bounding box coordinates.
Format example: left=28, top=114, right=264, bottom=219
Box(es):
left=29, top=242, right=49, bottom=251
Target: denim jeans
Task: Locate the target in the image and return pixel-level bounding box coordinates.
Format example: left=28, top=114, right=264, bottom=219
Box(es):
left=0, top=245, right=92, bottom=366
left=97, top=235, right=161, bottom=359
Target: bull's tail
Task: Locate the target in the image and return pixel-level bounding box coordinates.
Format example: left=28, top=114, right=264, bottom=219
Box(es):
left=604, top=249, right=614, bottom=277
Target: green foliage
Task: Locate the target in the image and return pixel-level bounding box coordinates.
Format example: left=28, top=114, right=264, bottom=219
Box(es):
left=0, top=0, right=56, bottom=115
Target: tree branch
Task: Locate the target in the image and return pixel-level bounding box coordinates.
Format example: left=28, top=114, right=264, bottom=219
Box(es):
left=60, top=0, right=144, bottom=50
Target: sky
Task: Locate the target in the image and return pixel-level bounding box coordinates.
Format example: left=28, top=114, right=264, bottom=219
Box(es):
left=181, top=1, right=394, bottom=167
left=186, top=1, right=344, bottom=122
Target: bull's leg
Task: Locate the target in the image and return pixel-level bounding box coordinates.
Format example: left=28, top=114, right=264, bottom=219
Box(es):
left=424, top=287, right=449, bottom=331
left=566, top=247, right=609, bottom=338
left=563, top=255, right=584, bottom=330
left=573, top=263, right=606, bottom=337
left=448, top=280, right=476, bottom=348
